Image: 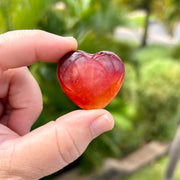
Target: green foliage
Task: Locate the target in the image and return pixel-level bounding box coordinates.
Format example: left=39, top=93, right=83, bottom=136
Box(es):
left=129, top=15, right=146, bottom=27
left=0, top=0, right=55, bottom=32
left=120, top=0, right=149, bottom=10
left=120, top=0, right=180, bottom=35
left=12, top=0, right=55, bottom=29
left=133, top=45, right=173, bottom=65
left=151, top=0, right=180, bottom=34
left=135, top=46, right=180, bottom=141
left=37, top=0, right=128, bottom=40
left=172, top=43, right=180, bottom=60
left=78, top=32, right=137, bottom=62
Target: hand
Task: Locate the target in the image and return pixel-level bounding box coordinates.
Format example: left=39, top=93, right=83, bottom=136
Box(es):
left=0, top=30, right=114, bottom=180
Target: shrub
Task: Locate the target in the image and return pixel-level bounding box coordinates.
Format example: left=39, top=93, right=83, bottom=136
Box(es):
left=137, top=58, right=180, bottom=141
left=172, top=43, right=180, bottom=60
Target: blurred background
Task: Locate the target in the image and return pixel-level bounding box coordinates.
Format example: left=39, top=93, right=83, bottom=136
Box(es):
left=1, top=0, right=180, bottom=179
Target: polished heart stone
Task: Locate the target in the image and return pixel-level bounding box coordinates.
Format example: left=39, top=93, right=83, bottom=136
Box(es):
left=57, top=50, right=125, bottom=110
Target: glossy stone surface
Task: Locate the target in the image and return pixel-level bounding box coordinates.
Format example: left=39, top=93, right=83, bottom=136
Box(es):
left=57, top=50, right=125, bottom=109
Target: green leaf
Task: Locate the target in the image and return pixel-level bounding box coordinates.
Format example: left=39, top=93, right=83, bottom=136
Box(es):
left=111, top=112, right=133, bottom=130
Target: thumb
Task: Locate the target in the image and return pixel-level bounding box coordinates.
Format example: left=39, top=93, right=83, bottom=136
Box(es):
left=13, top=109, right=114, bottom=179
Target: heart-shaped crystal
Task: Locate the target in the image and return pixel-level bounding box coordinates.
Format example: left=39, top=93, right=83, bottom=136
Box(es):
left=57, top=50, right=125, bottom=109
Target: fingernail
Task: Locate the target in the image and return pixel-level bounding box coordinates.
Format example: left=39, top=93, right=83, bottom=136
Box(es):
left=63, top=36, right=78, bottom=48
left=90, top=114, right=114, bottom=139
left=65, top=36, right=75, bottom=39
left=63, top=36, right=77, bottom=41
left=53, top=34, right=76, bottom=41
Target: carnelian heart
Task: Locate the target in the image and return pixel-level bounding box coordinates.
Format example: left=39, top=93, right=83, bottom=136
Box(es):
left=57, top=50, right=125, bottom=110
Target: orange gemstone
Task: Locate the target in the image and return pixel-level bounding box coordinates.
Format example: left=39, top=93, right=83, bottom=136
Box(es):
left=57, top=50, right=125, bottom=109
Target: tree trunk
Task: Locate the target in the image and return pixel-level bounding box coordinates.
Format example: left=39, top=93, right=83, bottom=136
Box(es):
left=141, top=2, right=151, bottom=47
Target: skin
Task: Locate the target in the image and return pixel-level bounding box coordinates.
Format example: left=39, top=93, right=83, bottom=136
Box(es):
left=0, top=30, right=114, bottom=180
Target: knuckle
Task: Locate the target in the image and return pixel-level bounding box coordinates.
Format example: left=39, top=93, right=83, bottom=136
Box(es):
left=54, top=121, right=81, bottom=165
left=32, top=99, right=43, bottom=117
left=30, top=30, right=46, bottom=39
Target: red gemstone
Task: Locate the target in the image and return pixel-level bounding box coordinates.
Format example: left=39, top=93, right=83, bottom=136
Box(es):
left=57, top=50, right=125, bottom=110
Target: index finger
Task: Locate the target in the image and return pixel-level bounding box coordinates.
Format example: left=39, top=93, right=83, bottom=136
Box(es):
left=0, top=30, right=77, bottom=72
